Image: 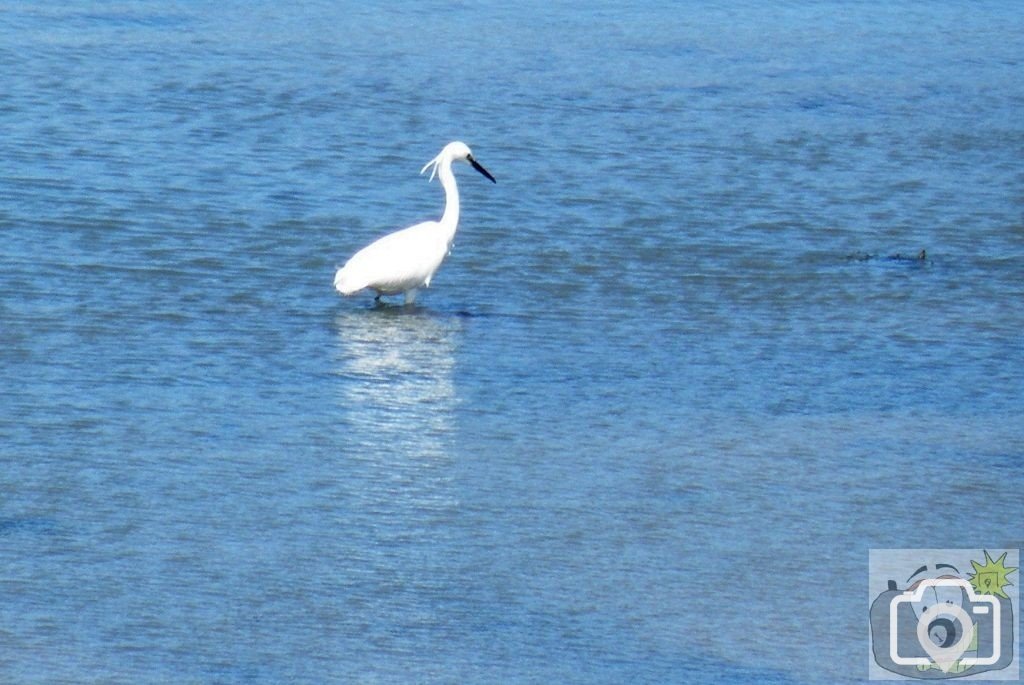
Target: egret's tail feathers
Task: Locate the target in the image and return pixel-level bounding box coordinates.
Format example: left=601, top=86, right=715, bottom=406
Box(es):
left=333, top=266, right=365, bottom=296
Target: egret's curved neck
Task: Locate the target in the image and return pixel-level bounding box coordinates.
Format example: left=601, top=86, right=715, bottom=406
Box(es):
left=437, top=160, right=460, bottom=244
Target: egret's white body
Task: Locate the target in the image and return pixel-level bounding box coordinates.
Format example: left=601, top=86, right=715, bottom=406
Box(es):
left=334, top=141, right=495, bottom=304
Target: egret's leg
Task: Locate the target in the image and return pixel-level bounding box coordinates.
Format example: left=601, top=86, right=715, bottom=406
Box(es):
left=404, top=288, right=418, bottom=305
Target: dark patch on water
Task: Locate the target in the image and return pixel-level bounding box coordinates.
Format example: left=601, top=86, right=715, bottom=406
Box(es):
left=846, top=249, right=929, bottom=263
left=0, top=517, right=57, bottom=537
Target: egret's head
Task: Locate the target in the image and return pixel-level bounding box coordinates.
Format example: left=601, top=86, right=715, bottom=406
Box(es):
left=443, top=141, right=473, bottom=161
left=421, top=141, right=496, bottom=183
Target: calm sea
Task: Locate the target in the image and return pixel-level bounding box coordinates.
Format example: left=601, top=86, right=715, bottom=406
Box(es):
left=2, top=2, right=1022, bottom=683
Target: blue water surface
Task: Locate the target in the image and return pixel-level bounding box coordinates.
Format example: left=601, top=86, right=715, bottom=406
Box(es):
left=2, top=2, right=1022, bottom=683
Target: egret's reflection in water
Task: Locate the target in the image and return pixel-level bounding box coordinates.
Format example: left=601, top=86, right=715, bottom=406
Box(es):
left=335, top=307, right=459, bottom=457
left=333, top=306, right=463, bottom=564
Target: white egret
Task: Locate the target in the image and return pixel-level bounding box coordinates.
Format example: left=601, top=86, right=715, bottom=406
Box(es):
left=334, top=141, right=496, bottom=305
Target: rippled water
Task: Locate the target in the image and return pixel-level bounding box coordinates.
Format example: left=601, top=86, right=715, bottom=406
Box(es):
left=2, top=2, right=1022, bottom=683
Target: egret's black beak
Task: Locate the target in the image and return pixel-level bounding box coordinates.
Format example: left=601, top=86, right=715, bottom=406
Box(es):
left=468, top=155, right=496, bottom=183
